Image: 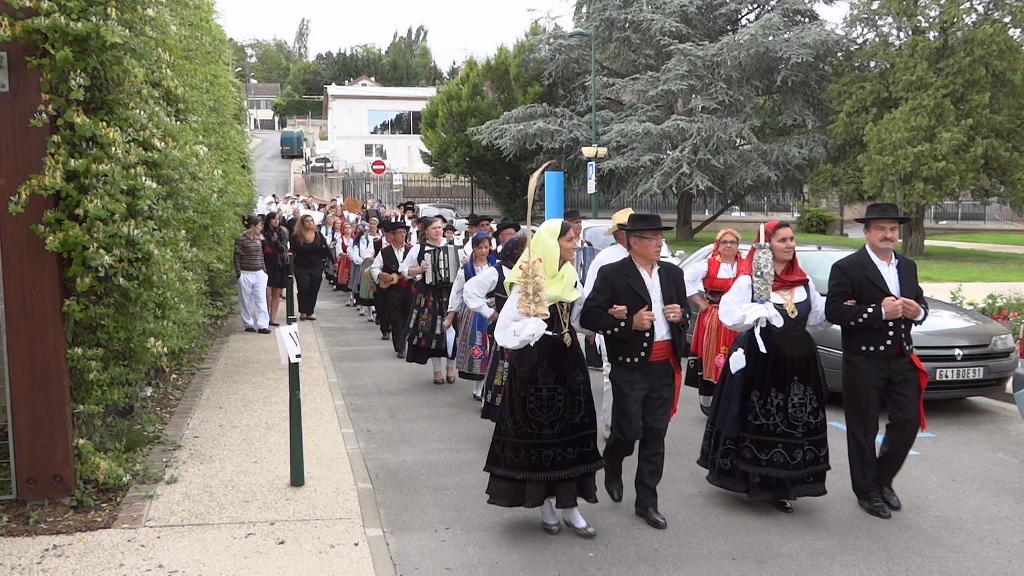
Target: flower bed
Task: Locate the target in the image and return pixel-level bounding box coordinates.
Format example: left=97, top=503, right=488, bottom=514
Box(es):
left=948, top=286, right=1024, bottom=350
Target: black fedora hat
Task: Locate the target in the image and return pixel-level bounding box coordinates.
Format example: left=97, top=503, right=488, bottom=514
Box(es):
left=619, top=213, right=673, bottom=232
left=563, top=209, right=583, bottom=221
left=854, top=203, right=910, bottom=224
left=494, top=218, right=521, bottom=235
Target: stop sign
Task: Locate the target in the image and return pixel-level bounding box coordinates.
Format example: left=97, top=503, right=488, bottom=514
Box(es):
left=370, top=159, right=387, bottom=175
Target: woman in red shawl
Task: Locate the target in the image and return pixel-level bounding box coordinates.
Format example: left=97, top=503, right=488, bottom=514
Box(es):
left=684, top=229, right=742, bottom=415
left=696, top=221, right=831, bottom=513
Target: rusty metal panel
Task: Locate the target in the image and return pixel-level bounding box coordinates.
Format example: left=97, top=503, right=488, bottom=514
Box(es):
left=0, top=9, right=76, bottom=500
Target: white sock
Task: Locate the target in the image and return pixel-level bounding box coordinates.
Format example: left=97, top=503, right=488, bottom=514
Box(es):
left=562, top=506, right=587, bottom=529
left=699, top=395, right=713, bottom=407
left=541, top=498, right=558, bottom=524
left=473, top=380, right=484, bottom=397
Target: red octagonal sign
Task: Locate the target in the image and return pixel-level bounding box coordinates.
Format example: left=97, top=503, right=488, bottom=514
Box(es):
left=370, top=159, right=387, bottom=175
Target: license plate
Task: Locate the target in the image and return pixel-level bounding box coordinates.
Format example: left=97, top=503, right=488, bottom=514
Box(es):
left=935, top=367, right=984, bottom=381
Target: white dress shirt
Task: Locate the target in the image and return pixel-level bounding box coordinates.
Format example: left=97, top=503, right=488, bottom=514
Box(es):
left=866, top=247, right=926, bottom=321
left=464, top=266, right=509, bottom=319
left=370, top=243, right=408, bottom=283
left=447, top=263, right=491, bottom=314
left=635, top=261, right=671, bottom=342
left=683, top=258, right=739, bottom=297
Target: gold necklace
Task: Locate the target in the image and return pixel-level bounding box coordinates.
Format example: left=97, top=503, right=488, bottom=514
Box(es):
left=778, top=289, right=799, bottom=319
left=557, top=303, right=572, bottom=347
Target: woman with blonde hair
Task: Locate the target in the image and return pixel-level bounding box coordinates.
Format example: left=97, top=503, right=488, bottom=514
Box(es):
left=684, top=228, right=743, bottom=415
left=483, top=218, right=603, bottom=538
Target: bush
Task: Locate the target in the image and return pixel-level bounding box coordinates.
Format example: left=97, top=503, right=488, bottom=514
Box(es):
left=2, top=0, right=254, bottom=501
left=797, top=206, right=839, bottom=235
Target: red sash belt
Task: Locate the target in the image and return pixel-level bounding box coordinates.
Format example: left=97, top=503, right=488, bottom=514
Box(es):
left=892, top=345, right=929, bottom=431
left=650, top=340, right=682, bottom=420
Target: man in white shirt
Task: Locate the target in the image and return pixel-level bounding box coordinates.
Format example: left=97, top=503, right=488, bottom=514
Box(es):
left=579, top=208, right=633, bottom=439
left=825, top=202, right=928, bottom=521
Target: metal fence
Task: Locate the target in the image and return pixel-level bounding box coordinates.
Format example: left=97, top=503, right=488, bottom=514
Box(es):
left=301, top=173, right=499, bottom=215
left=927, top=199, right=1024, bottom=226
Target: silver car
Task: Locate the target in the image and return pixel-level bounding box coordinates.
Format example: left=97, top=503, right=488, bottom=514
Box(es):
left=680, top=243, right=1020, bottom=400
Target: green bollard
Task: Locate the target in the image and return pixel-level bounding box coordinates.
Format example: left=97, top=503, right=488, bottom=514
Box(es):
left=285, top=256, right=305, bottom=487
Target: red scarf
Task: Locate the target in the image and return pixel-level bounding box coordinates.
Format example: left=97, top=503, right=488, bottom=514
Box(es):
left=737, top=220, right=808, bottom=290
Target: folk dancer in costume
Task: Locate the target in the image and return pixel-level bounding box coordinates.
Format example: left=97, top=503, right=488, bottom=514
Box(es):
left=371, top=221, right=414, bottom=358
left=683, top=229, right=742, bottom=415
left=463, top=234, right=526, bottom=421
left=443, top=221, right=458, bottom=244
left=400, top=216, right=458, bottom=384
left=483, top=218, right=604, bottom=538
left=563, top=210, right=590, bottom=249
left=350, top=220, right=382, bottom=322
left=580, top=213, right=688, bottom=530
left=402, top=203, right=419, bottom=244
left=824, top=203, right=928, bottom=520
left=462, top=215, right=494, bottom=258
left=492, top=218, right=521, bottom=256
left=697, top=221, right=830, bottom=514
left=333, top=221, right=355, bottom=297
left=579, top=207, right=634, bottom=440
left=235, top=215, right=271, bottom=334
left=443, top=233, right=497, bottom=399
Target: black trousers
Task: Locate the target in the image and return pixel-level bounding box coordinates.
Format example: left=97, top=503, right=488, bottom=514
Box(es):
left=841, top=353, right=921, bottom=500
left=293, top=266, right=323, bottom=315
left=378, top=286, right=411, bottom=352
left=604, top=360, right=674, bottom=510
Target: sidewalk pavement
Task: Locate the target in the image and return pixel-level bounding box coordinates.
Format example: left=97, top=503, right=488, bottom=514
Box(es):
left=0, top=317, right=387, bottom=575
left=924, top=239, right=1024, bottom=254
left=921, top=282, right=1024, bottom=302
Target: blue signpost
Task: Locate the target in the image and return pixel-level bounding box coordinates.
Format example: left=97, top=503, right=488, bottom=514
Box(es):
left=544, top=170, right=564, bottom=221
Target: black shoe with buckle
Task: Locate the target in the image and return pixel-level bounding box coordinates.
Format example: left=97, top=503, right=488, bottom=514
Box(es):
left=858, top=497, right=891, bottom=519
left=635, top=507, right=668, bottom=529
left=881, top=486, right=901, bottom=511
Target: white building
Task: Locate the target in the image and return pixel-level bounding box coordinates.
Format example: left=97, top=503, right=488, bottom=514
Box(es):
left=324, top=77, right=437, bottom=174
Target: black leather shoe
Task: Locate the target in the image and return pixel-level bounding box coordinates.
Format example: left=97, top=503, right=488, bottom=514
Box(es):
left=604, top=476, right=623, bottom=503
left=635, top=507, right=667, bottom=529
left=881, top=486, right=901, bottom=511
left=396, top=350, right=406, bottom=359
left=774, top=500, right=793, bottom=513
left=858, top=497, right=891, bottom=519
left=381, top=332, right=390, bottom=340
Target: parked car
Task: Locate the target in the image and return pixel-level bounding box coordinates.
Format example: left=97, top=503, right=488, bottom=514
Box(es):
left=416, top=203, right=469, bottom=235
left=679, top=243, right=1020, bottom=400
left=580, top=219, right=682, bottom=267
left=306, top=156, right=336, bottom=173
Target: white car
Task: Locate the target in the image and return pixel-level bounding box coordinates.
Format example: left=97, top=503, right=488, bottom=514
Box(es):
left=579, top=219, right=683, bottom=267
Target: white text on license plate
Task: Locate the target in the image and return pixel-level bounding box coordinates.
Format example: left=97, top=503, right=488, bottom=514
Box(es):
left=935, top=367, right=984, bottom=381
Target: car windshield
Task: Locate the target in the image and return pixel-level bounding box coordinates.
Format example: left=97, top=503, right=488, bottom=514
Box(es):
left=796, top=251, right=844, bottom=295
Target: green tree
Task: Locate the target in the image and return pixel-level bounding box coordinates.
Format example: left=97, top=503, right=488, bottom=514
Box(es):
left=420, top=27, right=548, bottom=218
left=813, top=0, right=1024, bottom=255
left=380, top=25, right=443, bottom=86
left=293, top=17, right=310, bottom=60
left=249, top=38, right=294, bottom=84
left=472, top=0, right=842, bottom=239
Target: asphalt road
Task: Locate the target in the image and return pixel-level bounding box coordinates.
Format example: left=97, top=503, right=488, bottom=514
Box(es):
left=250, top=130, right=292, bottom=200
left=316, top=294, right=1024, bottom=576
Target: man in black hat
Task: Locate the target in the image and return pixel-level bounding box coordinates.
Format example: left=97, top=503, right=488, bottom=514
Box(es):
left=825, top=202, right=928, bottom=520
left=370, top=220, right=414, bottom=357
left=563, top=210, right=587, bottom=248
left=493, top=218, right=521, bottom=252
left=580, top=213, right=689, bottom=530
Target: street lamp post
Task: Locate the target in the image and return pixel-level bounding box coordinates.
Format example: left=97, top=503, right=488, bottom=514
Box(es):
left=569, top=28, right=604, bottom=219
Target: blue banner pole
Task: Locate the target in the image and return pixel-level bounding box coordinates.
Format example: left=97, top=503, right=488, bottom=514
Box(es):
left=544, top=171, right=564, bottom=221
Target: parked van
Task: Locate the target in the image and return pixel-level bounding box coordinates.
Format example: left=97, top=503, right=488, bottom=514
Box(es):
left=279, top=129, right=304, bottom=159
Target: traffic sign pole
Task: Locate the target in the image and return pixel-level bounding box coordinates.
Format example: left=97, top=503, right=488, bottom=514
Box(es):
left=285, top=256, right=305, bottom=487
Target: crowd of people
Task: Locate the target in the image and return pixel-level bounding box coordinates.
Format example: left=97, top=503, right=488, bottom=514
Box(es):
left=233, top=198, right=930, bottom=535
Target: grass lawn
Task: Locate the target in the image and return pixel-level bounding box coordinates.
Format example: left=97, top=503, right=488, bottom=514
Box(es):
left=929, top=232, right=1024, bottom=246
left=668, top=233, right=1024, bottom=282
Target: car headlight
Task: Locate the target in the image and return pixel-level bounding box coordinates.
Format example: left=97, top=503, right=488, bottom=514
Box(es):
left=991, top=334, right=1015, bottom=351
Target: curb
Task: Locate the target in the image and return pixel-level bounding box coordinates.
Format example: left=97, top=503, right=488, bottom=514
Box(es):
left=113, top=317, right=238, bottom=528
left=312, top=320, right=396, bottom=576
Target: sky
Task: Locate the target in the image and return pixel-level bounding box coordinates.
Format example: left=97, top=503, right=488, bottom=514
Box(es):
left=215, top=0, right=850, bottom=71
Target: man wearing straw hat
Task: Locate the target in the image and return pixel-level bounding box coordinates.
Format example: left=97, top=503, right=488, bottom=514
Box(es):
left=579, top=207, right=634, bottom=439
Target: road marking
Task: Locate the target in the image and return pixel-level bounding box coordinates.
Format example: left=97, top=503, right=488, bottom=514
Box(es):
left=827, top=421, right=934, bottom=455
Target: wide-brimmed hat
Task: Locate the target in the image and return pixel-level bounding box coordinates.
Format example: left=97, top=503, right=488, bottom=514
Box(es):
left=469, top=214, right=493, bottom=227
left=618, top=213, right=673, bottom=232
left=443, top=222, right=456, bottom=232
left=854, top=203, right=910, bottom=224
left=563, top=209, right=582, bottom=221
left=604, top=208, right=634, bottom=236
left=494, top=218, right=521, bottom=235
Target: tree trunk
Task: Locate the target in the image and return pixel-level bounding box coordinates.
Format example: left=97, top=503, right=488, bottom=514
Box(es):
left=902, top=204, right=927, bottom=257
left=675, top=192, right=694, bottom=241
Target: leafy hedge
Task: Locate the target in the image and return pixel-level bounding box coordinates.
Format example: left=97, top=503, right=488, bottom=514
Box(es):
left=796, top=206, right=840, bottom=235
left=1, top=0, right=254, bottom=502
left=273, top=96, right=323, bottom=118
